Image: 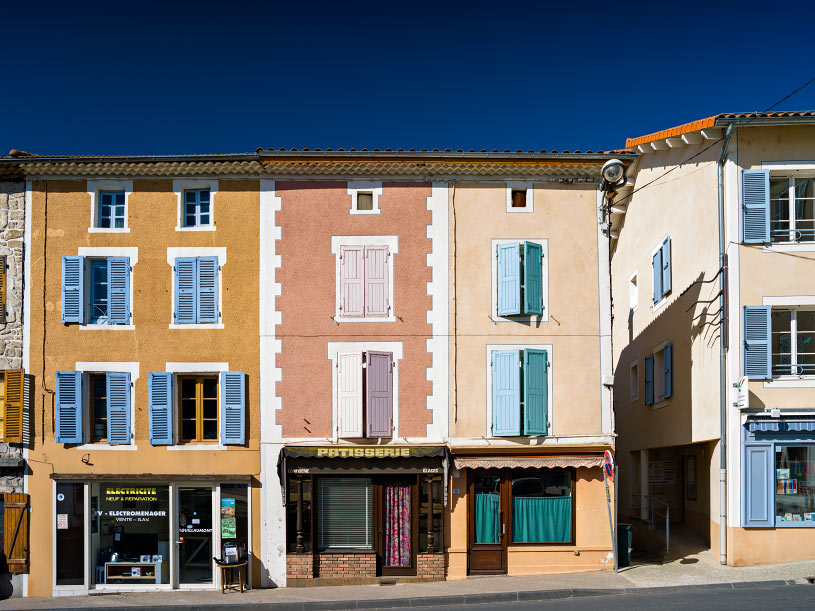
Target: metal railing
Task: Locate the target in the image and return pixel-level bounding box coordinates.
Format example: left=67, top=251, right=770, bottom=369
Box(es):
left=631, top=493, right=670, bottom=554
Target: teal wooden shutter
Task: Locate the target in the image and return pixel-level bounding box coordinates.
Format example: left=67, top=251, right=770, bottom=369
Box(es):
left=652, top=249, right=662, bottom=304
left=55, top=371, right=82, bottom=443
left=221, top=371, right=245, bottom=445
left=61, top=256, right=85, bottom=323
left=523, top=349, right=548, bottom=434
left=644, top=355, right=654, bottom=406
left=148, top=372, right=173, bottom=445
left=523, top=242, right=543, bottom=315
left=196, top=256, right=219, bottom=324
left=497, top=243, right=521, bottom=316
left=661, top=237, right=671, bottom=296
left=742, top=169, right=770, bottom=243
left=663, top=342, right=673, bottom=399
left=106, top=372, right=131, bottom=445
left=743, top=306, right=771, bottom=379
left=492, top=350, right=520, bottom=436
left=744, top=444, right=773, bottom=526
left=107, top=257, right=130, bottom=324
left=174, top=257, right=196, bottom=324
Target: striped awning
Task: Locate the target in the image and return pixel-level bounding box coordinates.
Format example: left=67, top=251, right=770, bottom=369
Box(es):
left=746, top=418, right=815, bottom=433
left=453, top=456, right=604, bottom=470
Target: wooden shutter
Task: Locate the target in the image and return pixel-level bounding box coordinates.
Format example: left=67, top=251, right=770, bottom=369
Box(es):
left=61, top=256, right=84, bottom=323
left=3, top=369, right=24, bottom=443
left=497, top=243, right=521, bottom=316
left=55, top=371, right=82, bottom=443
left=340, top=246, right=364, bottom=317
left=0, top=255, right=6, bottom=323
left=337, top=352, right=363, bottom=437
left=523, top=242, right=543, bottom=316
left=663, top=342, right=673, bottom=399
left=107, top=257, right=130, bottom=324
left=661, top=237, right=671, bottom=296
left=220, top=371, right=245, bottom=445
left=197, top=256, right=219, bottom=324
left=174, top=257, right=197, bottom=324
left=644, top=355, right=654, bottom=406
left=106, top=372, right=131, bottom=445
left=523, top=349, right=548, bottom=435
left=4, top=493, right=29, bottom=573
left=742, top=169, right=770, bottom=243
left=743, top=306, right=772, bottom=379
left=364, top=246, right=389, bottom=317
left=744, top=444, right=773, bottom=526
left=652, top=249, right=662, bottom=304
left=148, top=372, right=173, bottom=445
left=366, top=351, right=393, bottom=437
left=492, top=349, right=520, bottom=436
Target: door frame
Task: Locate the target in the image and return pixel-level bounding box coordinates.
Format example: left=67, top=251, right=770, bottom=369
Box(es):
left=467, top=470, right=509, bottom=575
left=174, top=482, right=218, bottom=589
left=374, top=475, right=419, bottom=576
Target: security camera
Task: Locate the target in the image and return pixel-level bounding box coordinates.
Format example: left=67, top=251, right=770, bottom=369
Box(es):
left=601, top=159, right=626, bottom=186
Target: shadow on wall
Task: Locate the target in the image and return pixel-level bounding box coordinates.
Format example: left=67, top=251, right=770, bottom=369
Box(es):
left=0, top=554, right=14, bottom=600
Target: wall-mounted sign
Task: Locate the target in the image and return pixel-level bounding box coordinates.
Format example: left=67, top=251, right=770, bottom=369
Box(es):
left=221, top=498, right=237, bottom=539
left=285, top=446, right=444, bottom=459
left=736, top=377, right=749, bottom=410
left=648, top=460, right=675, bottom=485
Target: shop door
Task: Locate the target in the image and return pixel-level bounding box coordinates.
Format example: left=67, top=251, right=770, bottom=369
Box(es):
left=375, top=476, right=418, bottom=576
left=468, top=472, right=507, bottom=574
left=177, top=486, right=214, bottom=585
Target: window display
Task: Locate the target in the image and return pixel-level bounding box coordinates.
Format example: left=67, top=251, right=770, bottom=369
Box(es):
left=776, top=446, right=815, bottom=523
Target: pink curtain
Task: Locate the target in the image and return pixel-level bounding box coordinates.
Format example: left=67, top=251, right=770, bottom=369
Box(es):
left=384, top=483, right=411, bottom=567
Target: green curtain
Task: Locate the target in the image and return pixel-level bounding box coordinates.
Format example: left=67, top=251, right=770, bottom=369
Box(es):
left=512, top=496, right=571, bottom=543
left=475, top=493, right=500, bottom=543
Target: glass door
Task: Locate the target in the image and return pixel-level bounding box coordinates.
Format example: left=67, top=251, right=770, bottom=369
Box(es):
left=468, top=472, right=507, bottom=574
left=177, top=486, right=214, bottom=585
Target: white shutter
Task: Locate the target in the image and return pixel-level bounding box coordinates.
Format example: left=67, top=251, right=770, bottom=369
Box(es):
left=337, top=352, right=363, bottom=437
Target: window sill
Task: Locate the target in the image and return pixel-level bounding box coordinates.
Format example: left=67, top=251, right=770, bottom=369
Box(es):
left=333, top=315, right=395, bottom=323
left=506, top=207, right=533, bottom=214
left=167, top=443, right=226, bottom=450
left=88, top=227, right=130, bottom=233
left=80, top=324, right=135, bottom=330
left=651, top=295, right=670, bottom=313
left=764, top=377, right=815, bottom=388
left=349, top=209, right=381, bottom=215
left=168, top=323, right=224, bottom=329
left=74, top=443, right=137, bottom=451
left=491, top=312, right=549, bottom=323
left=175, top=226, right=216, bottom=232
left=629, top=396, right=639, bottom=404
left=762, top=243, right=815, bottom=253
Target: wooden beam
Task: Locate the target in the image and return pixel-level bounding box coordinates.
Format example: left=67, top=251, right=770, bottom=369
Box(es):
left=637, top=144, right=651, bottom=154
left=701, top=127, right=724, bottom=139
left=666, top=137, right=684, bottom=148
left=682, top=132, right=703, bottom=144
left=651, top=140, right=668, bottom=151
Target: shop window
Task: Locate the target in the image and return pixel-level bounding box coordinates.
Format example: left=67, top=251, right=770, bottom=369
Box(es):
left=418, top=476, right=443, bottom=553
left=336, top=351, right=393, bottom=438
left=61, top=256, right=131, bottom=325
left=775, top=445, right=815, bottom=524
left=179, top=375, right=219, bottom=443
left=318, top=477, right=372, bottom=550
left=56, top=483, right=83, bottom=585
left=287, top=477, right=313, bottom=553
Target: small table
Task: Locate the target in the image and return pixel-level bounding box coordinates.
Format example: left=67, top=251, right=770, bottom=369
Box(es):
left=216, top=560, right=247, bottom=593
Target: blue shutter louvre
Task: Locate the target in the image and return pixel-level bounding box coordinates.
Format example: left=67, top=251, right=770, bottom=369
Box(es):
left=497, top=243, right=521, bottom=316
left=743, top=306, right=772, bottom=379
left=174, top=257, right=196, bottom=324
left=221, top=371, right=245, bottom=445
left=644, top=355, right=654, bottom=406
left=61, top=256, right=84, bottom=323
left=107, top=257, right=130, bottom=324
left=55, top=371, right=82, bottom=443
left=197, top=256, right=219, bottom=323
left=661, top=237, right=671, bottom=296
left=148, top=372, right=173, bottom=445
left=523, top=242, right=543, bottom=315
left=492, top=350, right=520, bottom=436
left=523, top=349, right=548, bottom=435
left=742, top=169, right=770, bottom=244
left=652, top=249, right=662, bottom=304
left=663, top=342, right=673, bottom=399
left=106, top=372, right=131, bottom=445
left=744, top=444, right=774, bottom=526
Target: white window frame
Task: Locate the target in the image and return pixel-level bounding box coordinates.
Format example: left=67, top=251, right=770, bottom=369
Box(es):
left=330, top=235, right=397, bottom=323
left=73, top=361, right=139, bottom=450
left=173, top=179, right=218, bottom=231
left=651, top=236, right=670, bottom=313
left=768, top=174, right=815, bottom=245
left=347, top=180, right=382, bottom=215
left=505, top=181, right=534, bottom=213
left=651, top=340, right=670, bottom=407
left=76, top=247, right=138, bottom=330
left=762, top=296, right=815, bottom=387
left=629, top=359, right=639, bottom=403
left=166, top=247, right=226, bottom=329
left=629, top=270, right=638, bottom=311
left=490, top=238, right=549, bottom=323
left=165, top=362, right=230, bottom=450
left=761, top=163, right=815, bottom=252
left=88, top=180, right=132, bottom=233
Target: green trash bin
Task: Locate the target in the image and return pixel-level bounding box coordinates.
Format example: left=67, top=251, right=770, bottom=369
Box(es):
left=616, top=523, right=634, bottom=568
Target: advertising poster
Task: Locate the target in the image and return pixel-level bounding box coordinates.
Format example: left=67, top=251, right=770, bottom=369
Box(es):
left=221, top=498, right=237, bottom=539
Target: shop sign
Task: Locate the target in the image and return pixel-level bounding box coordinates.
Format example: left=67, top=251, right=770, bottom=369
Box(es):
left=285, top=446, right=445, bottom=459
left=104, top=486, right=159, bottom=502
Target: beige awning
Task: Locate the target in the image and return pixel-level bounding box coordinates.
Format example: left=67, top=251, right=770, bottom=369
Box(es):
left=453, top=456, right=604, bottom=470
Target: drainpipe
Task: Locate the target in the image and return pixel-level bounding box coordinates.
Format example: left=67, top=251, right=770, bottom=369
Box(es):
left=717, top=123, right=734, bottom=565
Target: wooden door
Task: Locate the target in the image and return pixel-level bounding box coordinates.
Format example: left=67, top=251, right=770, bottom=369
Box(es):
left=375, top=476, right=418, bottom=576
left=468, top=472, right=508, bottom=574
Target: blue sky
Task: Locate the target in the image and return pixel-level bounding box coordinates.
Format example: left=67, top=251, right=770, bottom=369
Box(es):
left=3, top=0, right=815, bottom=155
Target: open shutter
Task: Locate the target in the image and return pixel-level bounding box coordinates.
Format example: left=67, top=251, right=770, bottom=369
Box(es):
left=644, top=355, right=654, bottom=406
left=174, top=257, right=196, bottom=324
left=4, top=493, right=29, bottom=573
left=523, top=349, right=548, bottom=435
left=492, top=350, right=520, bottom=436
left=523, top=242, right=543, bottom=315
left=742, top=169, right=770, bottom=244
left=0, top=255, right=6, bottom=323
left=652, top=249, right=662, bottom=304
left=364, top=246, right=389, bottom=317
left=743, top=306, right=771, bottom=379
left=497, top=243, right=521, bottom=316
left=107, top=257, right=130, bottom=324
left=106, top=372, right=131, bottom=445
left=221, top=371, right=245, bottom=445
left=366, top=351, right=393, bottom=437
left=61, top=256, right=84, bottom=323
left=337, top=352, right=363, bottom=437
left=3, top=369, right=24, bottom=443
left=663, top=342, right=673, bottom=399
left=148, top=372, right=173, bottom=445
left=661, top=237, right=671, bottom=296
left=744, top=444, right=773, bottom=526
left=55, top=371, right=82, bottom=443
left=197, top=256, right=219, bottom=323
left=340, top=246, right=364, bottom=317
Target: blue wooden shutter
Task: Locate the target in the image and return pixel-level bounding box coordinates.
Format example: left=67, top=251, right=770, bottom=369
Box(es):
left=652, top=249, right=662, bottom=304
left=644, top=355, right=654, bottom=406
left=523, top=242, right=543, bottom=315
left=744, top=444, right=773, bottom=526
left=148, top=372, right=173, bottom=445
left=742, top=169, right=770, bottom=244
left=497, top=243, right=521, bottom=316
left=663, top=342, right=673, bottom=399
left=661, top=237, right=671, bottom=296
left=55, top=371, right=82, bottom=443
left=196, top=256, right=219, bottom=323
left=743, top=305, right=771, bottom=379
left=221, top=371, right=245, bottom=445
left=106, top=372, right=131, bottom=445
left=492, top=350, right=520, bottom=436
left=523, top=349, right=548, bottom=435
left=107, top=257, right=130, bottom=324
left=61, top=256, right=84, bottom=323
left=174, top=257, right=196, bottom=324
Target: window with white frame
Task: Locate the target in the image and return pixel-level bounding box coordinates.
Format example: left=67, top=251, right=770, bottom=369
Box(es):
left=97, top=191, right=126, bottom=229
left=88, top=180, right=131, bottom=232
left=332, top=236, right=396, bottom=322
left=505, top=182, right=534, bottom=213
left=61, top=255, right=132, bottom=326
left=771, top=307, right=815, bottom=376
left=770, top=177, right=815, bottom=243
left=166, top=247, right=225, bottom=327
left=629, top=360, right=639, bottom=402
left=652, top=237, right=671, bottom=305
left=55, top=370, right=133, bottom=445
left=335, top=350, right=394, bottom=439
left=629, top=271, right=638, bottom=310
left=173, top=180, right=217, bottom=231
left=493, top=239, right=547, bottom=319
left=347, top=181, right=382, bottom=214
left=644, top=341, right=672, bottom=406
left=487, top=345, right=552, bottom=437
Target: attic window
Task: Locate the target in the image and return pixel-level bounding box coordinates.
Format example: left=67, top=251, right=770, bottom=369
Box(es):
left=356, top=192, right=374, bottom=211
left=511, top=190, right=527, bottom=208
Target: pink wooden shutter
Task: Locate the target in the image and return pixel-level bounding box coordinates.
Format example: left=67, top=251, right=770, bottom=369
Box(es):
left=364, top=246, right=389, bottom=317
left=366, top=351, right=393, bottom=438
left=337, top=352, right=363, bottom=437
left=340, top=246, right=364, bottom=317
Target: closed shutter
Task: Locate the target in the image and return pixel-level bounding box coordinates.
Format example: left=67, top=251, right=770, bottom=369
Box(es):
left=644, top=355, right=654, bottom=406
left=174, top=258, right=197, bottom=324
left=337, top=352, right=363, bottom=437
left=652, top=249, right=662, bottom=304
left=742, top=169, right=770, bottom=244
left=106, top=372, right=131, bottom=445
left=0, top=254, right=6, bottom=323
left=366, top=351, right=393, bottom=437
left=61, top=256, right=85, bottom=323
left=492, top=350, right=520, bottom=436
left=3, top=369, right=24, bottom=443
left=744, top=444, right=773, bottom=526
left=743, top=306, right=772, bottom=379
left=197, top=256, right=219, bottom=323
left=661, top=237, right=671, bottom=296
left=523, top=242, right=543, bottom=315
left=4, top=493, right=29, bottom=573
left=221, top=371, right=245, bottom=445
left=148, top=372, right=173, bottom=445
left=340, top=246, right=364, bottom=317
left=663, top=342, right=673, bottom=399
left=55, top=371, right=82, bottom=444
left=497, top=243, right=521, bottom=316
left=107, top=257, right=130, bottom=324
left=523, top=349, right=548, bottom=435
left=364, top=246, right=389, bottom=317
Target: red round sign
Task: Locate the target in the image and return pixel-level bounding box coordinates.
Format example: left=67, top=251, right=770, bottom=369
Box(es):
left=603, top=450, right=614, bottom=481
